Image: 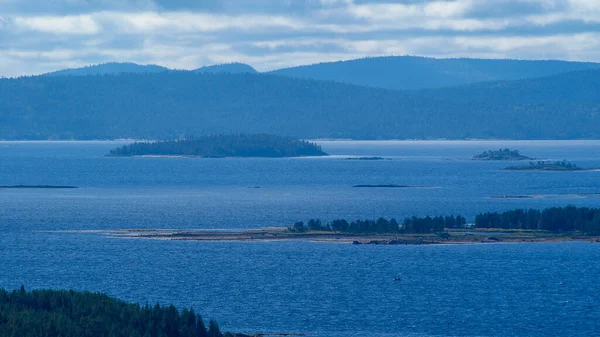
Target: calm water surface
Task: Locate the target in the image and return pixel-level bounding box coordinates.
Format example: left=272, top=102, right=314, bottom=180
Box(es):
left=1, top=140, right=599, bottom=336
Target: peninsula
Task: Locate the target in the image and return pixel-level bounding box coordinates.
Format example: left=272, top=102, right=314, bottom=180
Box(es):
left=100, top=226, right=599, bottom=246
left=504, top=160, right=595, bottom=171
left=473, top=149, right=531, bottom=160
left=107, top=134, right=328, bottom=158
left=98, top=206, right=600, bottom=245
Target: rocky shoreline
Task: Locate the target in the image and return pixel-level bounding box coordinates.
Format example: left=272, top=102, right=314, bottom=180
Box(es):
left=96, top=228, right=600, bottom=245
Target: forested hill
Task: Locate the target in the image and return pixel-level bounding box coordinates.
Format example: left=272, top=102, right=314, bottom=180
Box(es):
left=1, top=70, right=599, bottom=140
left=43, top=62, right=170, bottom=76
left=269, top=56, right=600, bottom=90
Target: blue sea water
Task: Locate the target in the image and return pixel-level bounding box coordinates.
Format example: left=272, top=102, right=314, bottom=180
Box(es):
left=1, top=140, right=600, bottom=336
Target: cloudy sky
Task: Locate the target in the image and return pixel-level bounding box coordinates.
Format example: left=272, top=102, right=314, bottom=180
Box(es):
left=1, top=0, right=600, bottom=76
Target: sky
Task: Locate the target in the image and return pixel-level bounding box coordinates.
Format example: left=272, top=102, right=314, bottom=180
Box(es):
left=1, top=0, right=600, bottom=77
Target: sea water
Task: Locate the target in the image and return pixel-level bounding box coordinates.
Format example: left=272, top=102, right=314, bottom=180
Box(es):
left=1, top=140, right=599, bottom=336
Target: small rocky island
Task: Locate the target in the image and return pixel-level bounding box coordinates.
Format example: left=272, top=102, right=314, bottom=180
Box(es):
left=473, top=148, right=532, bottom=160
left=504, top=160, right=594, bottom=171
left=0, top=185, right=77, bottom=189
left=107, top=134, right=328, bottom=158
left=353, top=184, right=436, bottom=188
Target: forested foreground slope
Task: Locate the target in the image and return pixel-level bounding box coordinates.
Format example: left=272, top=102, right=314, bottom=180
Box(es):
left=0, top=287, right=228, bottom=337
left=1, top=70, right=599, bottom=140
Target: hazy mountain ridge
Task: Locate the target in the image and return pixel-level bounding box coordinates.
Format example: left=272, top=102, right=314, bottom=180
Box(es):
left=269, top=56, right=600, bottom=90
left=1, top=69, right=599, bottom=140
left=194, top=63, right=257, bottom=74
left=42, top=62, right=257, bottom=77
left=43, top=62, right=170, bottom=76
left=38, top=56, right=600, bottom=91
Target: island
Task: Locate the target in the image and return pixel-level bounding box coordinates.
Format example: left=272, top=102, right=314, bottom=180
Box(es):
left=0, top=185, right=77, bottom=189
left=489, top=195, right=536, bottom=199
left=107, top=134, right=328, bottom=158
left=473, top=148, right=532, bottom=160
left=344, top=157, right=388, bottom=161
left=504, top=160, right=595, bottom=171
left=97, top=206, right=600, bottom=245
left=353, top=184, right=436, bottom=188
left=489, top=193, right=600, bottom=199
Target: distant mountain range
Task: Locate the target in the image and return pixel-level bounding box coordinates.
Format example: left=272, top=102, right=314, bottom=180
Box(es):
left=43, top=62, right=257, bottom=77
left=193, top=62, right=257, bottom=74
left=269, top=56, right=600, bottom=90
left=39, top=56, right=600, bottom=90
left=1, top=69, right=599, bottom=140
left=44, top=63, right=170, bottom=76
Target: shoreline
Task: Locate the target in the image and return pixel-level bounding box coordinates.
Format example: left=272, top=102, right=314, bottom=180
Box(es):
left=90, top=228, right=600, bottom=245
left=4, top=139, right=600, bottom=143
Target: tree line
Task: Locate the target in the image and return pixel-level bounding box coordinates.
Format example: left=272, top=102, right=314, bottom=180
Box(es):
left=291, top=206, right=600, bottom=235
left=0, top=287, right=229, bottom=337
left=291, top=216, right=466, bottom=234
left=475, top=206, right=600, bottom=234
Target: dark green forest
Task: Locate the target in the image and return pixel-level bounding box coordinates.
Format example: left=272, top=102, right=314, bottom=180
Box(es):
left=108, top=134, right=327, bottom=157
left=475, top=206, right=600, bottom=234
left=1, top=69, right=600, bottom=140
left=291, top=216, right=467, bottom=234
left=292, top=206, right=600, bottom=235
left=0, top=287, right=230, bottom=337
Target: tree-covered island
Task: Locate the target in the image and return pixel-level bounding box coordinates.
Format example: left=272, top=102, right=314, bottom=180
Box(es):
left=107, top=134, right=327, bottom=158
left=504, top=160, right=595, bottom=171
left=472, top=148, right=532, bottom=160
left=105, top=206, right=600, bottom=245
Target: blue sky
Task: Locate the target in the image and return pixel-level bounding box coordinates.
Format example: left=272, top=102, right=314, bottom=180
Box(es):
left=1, top=0, right=600, bottom=76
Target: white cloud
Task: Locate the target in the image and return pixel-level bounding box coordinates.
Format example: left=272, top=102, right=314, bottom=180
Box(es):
left=319, top=0, right=353, bottom=6
left=344, top=1, right=474, bottom=21
left=13, top=15, right=101, bottom=35
left=249, top=33, right=600, bottom=70
left=1, top=0, right=600, bottom=77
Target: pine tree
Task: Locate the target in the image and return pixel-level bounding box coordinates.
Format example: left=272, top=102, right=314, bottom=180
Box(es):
left=207, top=320, right=221, bottom=337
